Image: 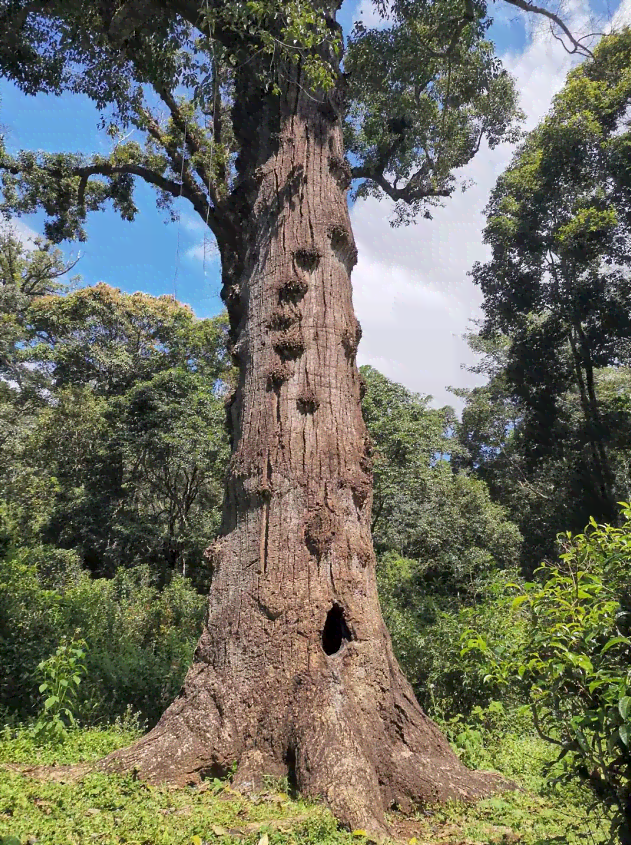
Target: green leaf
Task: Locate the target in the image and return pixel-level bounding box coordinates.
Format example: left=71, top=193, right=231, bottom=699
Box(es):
left=574, top=654, right=593, bottom=673
left=619, top=696, right=631, bottom=721
left=511, top=595, right=530, bottom=610
left=602, top=636, right=629, bottom=654
left=620, top=724, right=630, bottom=746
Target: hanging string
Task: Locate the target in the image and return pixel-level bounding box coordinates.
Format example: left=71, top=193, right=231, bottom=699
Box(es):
left=203, top=45, right=218, bottom=281
left=173, top=116, right=188, bottom=302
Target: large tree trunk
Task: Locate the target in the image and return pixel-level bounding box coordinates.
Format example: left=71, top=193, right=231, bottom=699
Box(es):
left=100, top=64, right=498, bottom=837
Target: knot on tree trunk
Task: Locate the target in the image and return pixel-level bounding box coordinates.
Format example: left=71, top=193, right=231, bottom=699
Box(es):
left=342, top=318, right=363, bottom=359
left=272, top=325, right=306, bottom=360
left=266, top=361, right=291, bottom=390
left=297, top=388, right=320, bottom=415
left=340, top=471, right=371, bottom=514
left=276, top=277, right=309, bottom=303
left=304, top=508, right=337, bottom=560
left=328, top=224, right=358, bottom=272
left=294, top=248, right=321, bottom=273
left=329, top=155, right=352, bottom=190
left=267, top=302, right=301, bottom=331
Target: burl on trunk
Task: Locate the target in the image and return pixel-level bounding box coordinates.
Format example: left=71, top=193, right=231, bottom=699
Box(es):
left=101, top=73, right=497, bottom=837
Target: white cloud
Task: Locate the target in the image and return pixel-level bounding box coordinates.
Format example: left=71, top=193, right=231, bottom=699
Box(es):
left=185, top=238, right=219, bottom=265
left=0, top=217, right=40, bottom=249
left=351, top=0, right=610, bottom=410
left=611, top=0, right=631, bottom=27
left=177, top=211, right=221, bottom=267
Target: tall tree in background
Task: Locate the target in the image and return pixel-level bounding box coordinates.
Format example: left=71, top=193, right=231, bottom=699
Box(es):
left=0, top=0, right=600, bottom=833
left=0, top=253, right=231, bottom=584
left=462, top=29, right=631, bottom=572
left=362, top=364, right=520, bottom=596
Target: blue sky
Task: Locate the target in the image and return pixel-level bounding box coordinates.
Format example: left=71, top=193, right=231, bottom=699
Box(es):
left=1, top=0, right=628, bottom=404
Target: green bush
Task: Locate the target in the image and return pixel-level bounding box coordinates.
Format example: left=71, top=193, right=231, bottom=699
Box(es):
left=462, top=506, right=631, bottom=844
left=0, top=549, right=205, bottom=725
left=377, top=553, right=526, bottom=718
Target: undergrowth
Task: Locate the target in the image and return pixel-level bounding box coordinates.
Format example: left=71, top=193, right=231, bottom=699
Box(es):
left=0, top=708, right=612, bottom=845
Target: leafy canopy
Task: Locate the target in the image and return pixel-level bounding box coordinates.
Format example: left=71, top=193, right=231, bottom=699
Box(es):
left=0, top=0, right=531, bottom=241
left=459, top=28, right=631, bottom=572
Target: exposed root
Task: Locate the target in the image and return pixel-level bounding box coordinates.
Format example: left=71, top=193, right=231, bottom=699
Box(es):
left=97, top=665, right=235, bottom=785
left=88, top=645, right=509, bottom=838
left=2, top=762, right=90, bottom=783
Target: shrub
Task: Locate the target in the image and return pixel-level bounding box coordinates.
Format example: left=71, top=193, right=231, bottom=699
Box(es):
left=0, top=549, right=205, bottom=725
left=33, top=636, right=87, bottom=743
left=462, top=505, right=631, bottom=844
left=377, top=553, right=525, bottom=717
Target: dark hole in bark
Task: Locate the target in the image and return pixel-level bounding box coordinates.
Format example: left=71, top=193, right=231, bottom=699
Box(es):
left=198, top=762, right=230, bottom=781
left=285, top=746, right=299, bottom=798
left=322, top=604, right=352, bottom=655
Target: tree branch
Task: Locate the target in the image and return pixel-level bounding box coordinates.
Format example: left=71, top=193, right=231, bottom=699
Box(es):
left=501, top=0, right=595, bottom=57
left=351, top=165, right=451, bottom=203
left=153, top=86, right=223, bottom=208
left=137, top=110, right=222, bottom=231
left=531, top=704, right=567, bottom=748
left=1, top=156, right=219, bottom=236
left=425, top=0, right=476, bottom=59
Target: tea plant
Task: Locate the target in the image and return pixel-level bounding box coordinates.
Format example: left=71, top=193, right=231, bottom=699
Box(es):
left=462, top=505, right=631, bottom=843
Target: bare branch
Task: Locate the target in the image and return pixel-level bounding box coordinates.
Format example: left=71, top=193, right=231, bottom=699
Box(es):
left=502, top=0, right=595, bottom=57
left=352, top=165, right=451, bottom=204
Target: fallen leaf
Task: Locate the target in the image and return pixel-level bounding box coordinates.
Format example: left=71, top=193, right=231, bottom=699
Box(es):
left=258, top=835, right=269, bottom=845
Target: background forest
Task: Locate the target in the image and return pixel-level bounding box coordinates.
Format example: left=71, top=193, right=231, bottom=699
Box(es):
left=2, top=20, right=631, bottom=845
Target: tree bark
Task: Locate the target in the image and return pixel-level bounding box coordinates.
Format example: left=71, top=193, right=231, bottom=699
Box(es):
left=99, top=63, right=499, bottom=837
left=568, top=323, right=616, bottom=519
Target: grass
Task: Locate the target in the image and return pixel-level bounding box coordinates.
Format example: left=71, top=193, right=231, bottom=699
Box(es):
left=0, top=717, right=612, bottom=845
